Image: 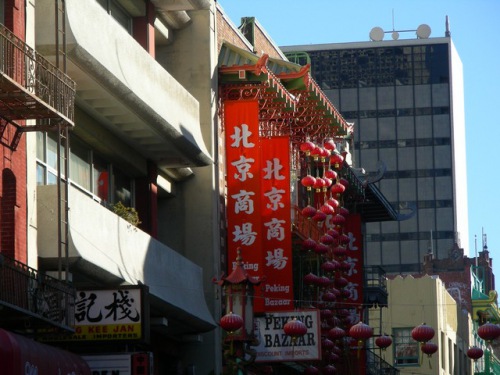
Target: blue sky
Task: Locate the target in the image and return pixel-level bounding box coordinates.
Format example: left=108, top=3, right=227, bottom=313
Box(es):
left=218, top=0, right=500, bottom=278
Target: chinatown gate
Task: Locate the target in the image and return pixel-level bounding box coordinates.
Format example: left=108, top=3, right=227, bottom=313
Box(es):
left=218, top=42, right=399, bottom=374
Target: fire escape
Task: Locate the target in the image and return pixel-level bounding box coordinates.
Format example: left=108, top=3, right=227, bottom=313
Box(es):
left=0, top=0, right=76, bottom=332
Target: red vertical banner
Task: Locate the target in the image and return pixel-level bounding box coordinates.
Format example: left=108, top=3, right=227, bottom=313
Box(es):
left=258, top=137, right=293, bottom=312
left=224, top=100, right=263, bottom=280
left=342, top=213, right=366, bottom=374
left=343, top=213, right=364, bottom=321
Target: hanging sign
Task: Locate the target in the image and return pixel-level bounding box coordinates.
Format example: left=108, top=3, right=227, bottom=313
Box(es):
left=253, top=309, right=321, bottom=362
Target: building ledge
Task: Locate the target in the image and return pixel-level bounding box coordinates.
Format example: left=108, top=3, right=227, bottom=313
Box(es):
left=37, top=185, right=216, bottom=334
left=35, top=0, right=212, bottom=171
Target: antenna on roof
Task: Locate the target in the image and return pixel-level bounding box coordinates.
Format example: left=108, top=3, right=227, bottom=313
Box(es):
left=445, top=15, right=451, bottom=37
left=474, top=234, right=478, bottom=267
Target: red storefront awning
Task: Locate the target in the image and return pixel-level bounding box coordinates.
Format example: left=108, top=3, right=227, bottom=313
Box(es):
left=0, top=328, right=90, bottom=375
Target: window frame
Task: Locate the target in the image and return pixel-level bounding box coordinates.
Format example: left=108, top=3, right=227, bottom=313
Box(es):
left=36, top=132, right=135, bottom=208
left=393, top=327, right=420, bottom=366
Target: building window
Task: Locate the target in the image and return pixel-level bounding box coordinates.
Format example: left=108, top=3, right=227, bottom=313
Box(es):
left=96, top=0, right=132, bottom=33
left=393, top=328, right=419, bottom=366
left=36, top=132, right=134, bottom=208
left=0, top=0, right=4, bottom=24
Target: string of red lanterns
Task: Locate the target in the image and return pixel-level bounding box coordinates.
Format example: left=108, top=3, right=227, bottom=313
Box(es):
left=297, top=138, right=363, bottom=372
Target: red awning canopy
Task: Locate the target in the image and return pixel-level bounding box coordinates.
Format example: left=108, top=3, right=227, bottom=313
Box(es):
left=0, top=329, right=90, bottom=375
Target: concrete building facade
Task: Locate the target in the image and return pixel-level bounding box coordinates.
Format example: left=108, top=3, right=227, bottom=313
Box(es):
left=369, top=275, right=472, bottom=374
left=282, top=25, right=468, bottom=274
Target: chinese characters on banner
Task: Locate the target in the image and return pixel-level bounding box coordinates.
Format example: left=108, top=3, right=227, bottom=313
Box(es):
left=260, top=137, right=293, bottom=311
left=342, top=213, right=364, bottom=323
left=224, top=100, right=293, bottom=312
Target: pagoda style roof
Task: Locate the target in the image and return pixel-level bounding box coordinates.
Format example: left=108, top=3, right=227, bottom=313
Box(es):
left=218, top=42, right=352, bottom=141
left=213, top=249, right=262, bottom=287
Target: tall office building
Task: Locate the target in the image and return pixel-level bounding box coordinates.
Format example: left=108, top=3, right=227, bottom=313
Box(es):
left=282, top=21, right=468, bottom=273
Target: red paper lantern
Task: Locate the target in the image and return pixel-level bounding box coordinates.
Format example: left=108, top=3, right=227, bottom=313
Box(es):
left=302, top=237, right=317, bottom=251
left=320, top=147, right=331, bottom=159
left=328, top=327, right=346, bottom=341
left=467, top=346, right=484, bottom=361
left=340, top=261, right=351, bottom=272
left=334, top=276, right=348, bottom=288
left=321, top=261, right=338, bottom=273
left=312, top=211, right=327, bottom=223
left=333, top=246, right=347, bottom=258
left=324, top=139, right=336, bottom=151
left=320, top=204, right=335, bottom=216
left=284, top=318, right=307, bottom=340
left=349, top=321, right=374, bottom=341
left=314, top=242, right=329, bottom=255
left=323, top=177, right=332, bottom=188
left=301, top=205, right=317, bottom=218
left=317, top=276, right=333, bottom=288
left=320, top=234, right=335, bottom=245
left=339, top=207, right=350, bottom=216
left=311, top=146, right=323, bottom=161
left=325, top=169, right=338, bottom=180
left=301, top=175, right=316, bottom=190
left=339, top=233, right=350, bottom=244
left=322, top=291, right=337, bottom=302
left=313, top=177, right=326, bottom=191
left=330, top=152, right=344, bottom=168
left=327, top=228, right=340, bottom=238
left=411, top=323, right=435, bottom=343
left=220, top=312, right=243, bottom=333
left=331, top=214, right=346, bottom=226
left=339, top=177, right=349, bottom=187
left=322, top=337, right=335, bottom=350
left=331, top=183, right=346, bottom=195
left=478, top=322, right=500, bottom=342
left=300, top=141, right=316, bottom=155
left=303, top=272, right=318, bottom=285
left=320, top=309, right=334, bottom=320
left=421, top=342, right=438, bottom=357
left=327, top=197, right=339, bottom=208
left=375, top=335, right=393, bottom=350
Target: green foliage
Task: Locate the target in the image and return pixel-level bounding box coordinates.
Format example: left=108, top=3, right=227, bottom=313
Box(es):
left=112, top=201, right=141, bottom=227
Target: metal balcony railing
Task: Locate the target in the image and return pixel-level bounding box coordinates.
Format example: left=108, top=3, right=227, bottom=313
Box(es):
left=0, top=23, right=75, bottom=126
left=364, top=265, right=389, bottom=308
left=292, top=205, right=324, bottom=242
left=366, top=349, right=399, bottom=375
left=0, top=253, right=75, bottom=329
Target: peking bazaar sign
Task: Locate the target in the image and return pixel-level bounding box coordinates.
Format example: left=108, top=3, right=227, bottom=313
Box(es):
left=224, top=100, right=293, bottom=312
left=253, top=310, right=321, bottom=362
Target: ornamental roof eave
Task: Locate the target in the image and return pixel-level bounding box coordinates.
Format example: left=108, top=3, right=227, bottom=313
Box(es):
left=218, top=42, right=351, bottom=139
left=275, top=64, right=351, bottom=136
left=472, top=290, right=500, bottom=323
